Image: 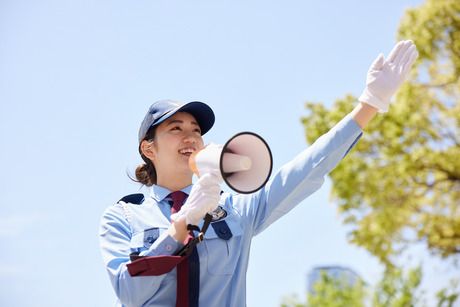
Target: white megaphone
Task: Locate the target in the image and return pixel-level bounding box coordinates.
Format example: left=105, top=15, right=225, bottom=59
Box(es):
left=189, top=132, right=273, bottom=194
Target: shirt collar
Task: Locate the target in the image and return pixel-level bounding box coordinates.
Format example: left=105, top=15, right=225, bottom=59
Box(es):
left=150, top=184, right=193, bottom=202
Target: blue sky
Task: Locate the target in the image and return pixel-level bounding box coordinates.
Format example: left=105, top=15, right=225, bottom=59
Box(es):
left=1, top=0, right=445, bottom=306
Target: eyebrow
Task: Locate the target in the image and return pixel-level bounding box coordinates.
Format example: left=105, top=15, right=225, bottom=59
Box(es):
left=166, top=119, right=200, bottom=127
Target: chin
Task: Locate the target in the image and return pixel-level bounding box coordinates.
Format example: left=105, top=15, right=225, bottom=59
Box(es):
left=177, top=161, right=193, bottom=174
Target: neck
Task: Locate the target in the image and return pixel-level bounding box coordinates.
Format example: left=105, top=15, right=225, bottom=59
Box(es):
left=156, top=171, right=193, bottom=192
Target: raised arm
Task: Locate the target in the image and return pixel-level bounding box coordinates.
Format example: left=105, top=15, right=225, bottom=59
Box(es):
left=235, top=40, right=418, bottom=235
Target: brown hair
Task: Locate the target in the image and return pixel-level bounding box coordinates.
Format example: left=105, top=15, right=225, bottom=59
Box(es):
left=134, top=126, right=157, bottom=186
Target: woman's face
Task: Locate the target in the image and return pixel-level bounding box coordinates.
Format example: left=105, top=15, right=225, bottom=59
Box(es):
left=148, top=112, right=205, bottom=177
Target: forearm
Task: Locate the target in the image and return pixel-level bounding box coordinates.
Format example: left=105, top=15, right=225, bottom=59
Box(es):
left=167, top=219, right=188, bottom=242
left=241, top=114, right=363, bottom=235
left=350, top=102, right=378, bottom=129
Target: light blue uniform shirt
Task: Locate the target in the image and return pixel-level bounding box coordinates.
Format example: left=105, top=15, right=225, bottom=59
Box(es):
left=99, top=115, right=363, bottom=306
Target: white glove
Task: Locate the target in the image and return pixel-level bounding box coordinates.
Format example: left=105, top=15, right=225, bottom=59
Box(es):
left=171, top=173, right=222, bottom=225
left=359, top=40, right=418, bottom=113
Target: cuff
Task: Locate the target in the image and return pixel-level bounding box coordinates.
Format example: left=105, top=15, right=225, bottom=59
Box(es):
left=141, top=231, right=184, bottom=257
left=359, top=89, right=389, bottom=113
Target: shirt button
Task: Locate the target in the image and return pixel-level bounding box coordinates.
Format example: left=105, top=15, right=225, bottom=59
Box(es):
left=165, top=245, right=173, bottom=252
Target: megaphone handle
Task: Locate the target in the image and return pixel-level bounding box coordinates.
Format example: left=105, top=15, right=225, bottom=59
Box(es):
left=200, top=213, right=212, bottom=234
left=174, top=214, right=213, bottom=257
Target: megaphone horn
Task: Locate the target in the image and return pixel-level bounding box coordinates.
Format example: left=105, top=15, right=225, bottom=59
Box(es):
left=189, top=132, right=273, bottom=194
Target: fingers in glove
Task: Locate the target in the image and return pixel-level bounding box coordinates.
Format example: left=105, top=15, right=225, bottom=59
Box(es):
left=402, top=47, right=419, bottom=76
left=199, top=183, right=221, bottom=200
left=393, top=40, right=413, bottom=66
left=197, top=172, right=222, bottom=186
left=208, top=184, right=222, bottom=195
left=370, top=53, right=385, bottom=71
left=398, top=44, right=416, bottom=70
left=387, top=41, right=405, bottom=63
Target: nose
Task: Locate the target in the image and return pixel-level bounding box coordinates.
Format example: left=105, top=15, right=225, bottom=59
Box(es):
left=183, top=131, right=198, bottom=144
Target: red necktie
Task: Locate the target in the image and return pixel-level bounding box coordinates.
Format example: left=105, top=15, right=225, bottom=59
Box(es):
left=169, top=191, right=200, bottom=307
left=170, top=191, right=187, bottom=215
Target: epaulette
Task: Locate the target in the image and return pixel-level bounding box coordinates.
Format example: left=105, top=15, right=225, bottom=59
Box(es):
left=118, top=193, right=145, bottom=205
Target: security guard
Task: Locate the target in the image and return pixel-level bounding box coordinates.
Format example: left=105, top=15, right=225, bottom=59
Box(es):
left=99, top=40, right=418, bottom=306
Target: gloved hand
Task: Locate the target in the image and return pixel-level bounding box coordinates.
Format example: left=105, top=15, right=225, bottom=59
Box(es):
left=171, top=173, right=222, bottom=226
left=359, top=40, right=418, bottom=113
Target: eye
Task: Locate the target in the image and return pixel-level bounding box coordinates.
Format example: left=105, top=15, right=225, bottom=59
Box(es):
left=194, top=128, right=202, bottom=134
left=171, top=126, right=181, bottom=131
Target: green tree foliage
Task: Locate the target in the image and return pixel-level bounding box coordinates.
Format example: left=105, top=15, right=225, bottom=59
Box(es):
left=306, top=272, right=366, bottom=307
left=436, top=279, right=460, bottom=307
left=280, top=270, right=365, bottom=307
left=301, top=0, right=460, bottom=266
left=372, top=267, right=423, bottom=307
left=280, top=267, right=429, bottom=307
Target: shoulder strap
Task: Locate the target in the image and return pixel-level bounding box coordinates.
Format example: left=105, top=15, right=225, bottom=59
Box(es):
left=118, top=193, right=145, bottom=205
left=117, top=193, right=144, bottom=227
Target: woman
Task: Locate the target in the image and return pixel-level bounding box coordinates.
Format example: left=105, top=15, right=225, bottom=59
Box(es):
left=100, top=40, right=418, bottom=306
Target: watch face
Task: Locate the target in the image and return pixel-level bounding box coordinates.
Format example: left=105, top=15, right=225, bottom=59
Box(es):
left=210, top=206, right=227, bottom=222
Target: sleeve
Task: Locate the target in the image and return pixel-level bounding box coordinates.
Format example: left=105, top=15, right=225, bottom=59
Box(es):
left=233, top=114, right=363, bottom=236
left=99, top=205, right=182, bottom=306
left=141, top=228, right=184, bottom=257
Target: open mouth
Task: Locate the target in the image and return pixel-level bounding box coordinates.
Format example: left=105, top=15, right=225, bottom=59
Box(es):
left=179, top=147, right=196, bottom=157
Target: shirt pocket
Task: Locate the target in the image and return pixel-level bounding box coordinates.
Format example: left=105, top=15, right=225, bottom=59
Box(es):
left=203, top=218, right=243, bottom=276
left=129, top=227, right=160, bottom=253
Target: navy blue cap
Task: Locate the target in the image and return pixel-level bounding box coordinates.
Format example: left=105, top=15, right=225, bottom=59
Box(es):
left=138, top=99, right=215, bottom=143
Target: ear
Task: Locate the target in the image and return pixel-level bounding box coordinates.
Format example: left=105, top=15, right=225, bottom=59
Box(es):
left=140, top=140, right=156, bottom=161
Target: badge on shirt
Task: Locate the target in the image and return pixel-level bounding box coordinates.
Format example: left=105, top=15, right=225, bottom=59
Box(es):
left=210, top=206, right=227, bottom=222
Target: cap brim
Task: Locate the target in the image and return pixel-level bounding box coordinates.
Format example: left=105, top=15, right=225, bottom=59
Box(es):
left=155, top=101, right=215, bottom=136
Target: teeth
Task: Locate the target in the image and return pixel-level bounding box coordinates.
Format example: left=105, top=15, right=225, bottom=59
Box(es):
left=179, top=148, right=195, bottom=154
